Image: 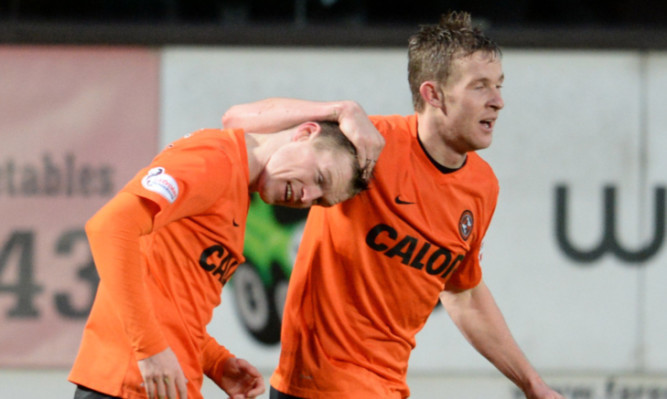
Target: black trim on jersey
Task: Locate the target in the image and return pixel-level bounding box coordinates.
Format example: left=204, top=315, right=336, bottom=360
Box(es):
left=417, top=134, right=466, bottom=174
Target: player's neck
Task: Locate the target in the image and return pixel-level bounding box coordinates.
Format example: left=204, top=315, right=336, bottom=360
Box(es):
left=416, top=114, right=468, bottom=169
left=245, top=131, right=291, bottom=187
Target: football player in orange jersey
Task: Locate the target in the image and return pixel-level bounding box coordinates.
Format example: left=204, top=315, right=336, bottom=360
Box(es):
left=69, top=120, right=381, bottom=399
left=222, top=11, right=564, bottom=399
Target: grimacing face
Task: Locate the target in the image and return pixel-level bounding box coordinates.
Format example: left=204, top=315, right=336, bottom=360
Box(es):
left=256, top=134, right=356, bottom=208
left=440, top=51, right=505, bottom=152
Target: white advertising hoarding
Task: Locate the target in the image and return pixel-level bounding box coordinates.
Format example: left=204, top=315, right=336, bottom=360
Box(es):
left=480, top=51, right=644, bottom=370
left=161, top=47, right=667, bottom=377
left=644, top=52, right=667, bottom=371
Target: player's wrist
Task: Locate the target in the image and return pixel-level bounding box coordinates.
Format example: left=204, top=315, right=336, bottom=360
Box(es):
left=336, top=100, right=365, bottom=121
left=520, top=375, right=551, bottom=398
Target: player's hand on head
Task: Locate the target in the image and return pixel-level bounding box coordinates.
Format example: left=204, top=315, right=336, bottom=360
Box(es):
left=219, top=357, right=265, bottom=399
left=336, top=100, right=385, bottom=175
left=138, top=347, right=188, bottom=399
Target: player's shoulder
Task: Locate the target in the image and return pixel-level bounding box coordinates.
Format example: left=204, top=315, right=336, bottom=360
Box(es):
left=466, top=152, right=499, bottom=191
left=154, top=128, right=242, bottom=173
left=467, top=151, right=494, bottom=172
left=167, top=128, right=236, bottom=147
left=165, top=128, right=243, bottom=157
left=369, top=114, right=416, bottom=137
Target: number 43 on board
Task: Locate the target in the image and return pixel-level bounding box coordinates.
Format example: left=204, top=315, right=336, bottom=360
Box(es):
left=0, top=229, right=97, bottom=319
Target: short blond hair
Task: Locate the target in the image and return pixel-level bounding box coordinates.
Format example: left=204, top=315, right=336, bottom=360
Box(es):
left=407, top=11, right=502, bottom=112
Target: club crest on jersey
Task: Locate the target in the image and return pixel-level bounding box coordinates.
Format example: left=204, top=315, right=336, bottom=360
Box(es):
left=459, top=210, right=473, bottom=241
left=141, top=167, right=179, bottom=203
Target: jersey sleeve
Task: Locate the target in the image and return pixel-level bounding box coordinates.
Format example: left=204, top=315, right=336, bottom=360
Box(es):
left=121, top=131, right=233, bottom=230
left=85, top=192, right=168, bottom=359
left=446, top=176, right=499, bottom=291
left=445, top=243, right=484, bottom=291
left=201, top=332, right=236, bottom=387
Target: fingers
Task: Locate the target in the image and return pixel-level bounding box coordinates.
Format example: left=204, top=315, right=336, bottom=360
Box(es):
left=225, top=359, right=265, bottom=398
left=138, top=347, right=188, bottom=399
left=244, top=372, right=265, bottom=396
left=141, top=376, right=165, bottom=399
left=142, top=379, right=155, bottom=399
left=236, top=363, right=265, bottom=397
left=143, top=375, right=188, bottom=399
left=336, top=100, right=385, bottom=171
left=357, top=129, right=384, bottom=170
left=141, top=375, right=167, bottom=399
left=155, top=375, right=168, bottom=399
left=356, top=148, right=369, bottom=169
left=245, top=377, right=266, bottom=397
left=176, top=375, right=188, bottom=399
left=236, top=359, right=262, bottom=378
left=356, top=142, right=381, bottom=171
left=164, top=374, right=188, bottom=399
left=362, top=158, right=377, bottom=182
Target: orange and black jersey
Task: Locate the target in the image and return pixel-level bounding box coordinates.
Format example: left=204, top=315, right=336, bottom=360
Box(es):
left=271, top=114, right=499, bottom=399
left=69, top=129, right=249, bottom=399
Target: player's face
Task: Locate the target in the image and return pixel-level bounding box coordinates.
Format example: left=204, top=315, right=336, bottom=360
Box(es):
left=257, top=140, right=355, bottom=208
left=441, top=51, right=504, bottom=151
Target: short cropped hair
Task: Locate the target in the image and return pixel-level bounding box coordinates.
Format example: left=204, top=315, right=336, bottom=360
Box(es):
left=407, top=11, right=502, bottom=112
left=313, top=121, right=369, bottom=196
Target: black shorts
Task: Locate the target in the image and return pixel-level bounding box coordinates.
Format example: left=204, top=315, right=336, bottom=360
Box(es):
left=73, top=385, right=120, bottom=399
left=270, top=386, right=306, bottom=399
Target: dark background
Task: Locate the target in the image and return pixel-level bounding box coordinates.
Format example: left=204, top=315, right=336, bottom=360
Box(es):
left=1, top=0, right=666, bottom=48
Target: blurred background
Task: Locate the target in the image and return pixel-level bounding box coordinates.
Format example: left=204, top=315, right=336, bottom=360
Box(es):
left=1, top=1, right=667, bottom=398
left=1, top=0, right=667, bottom=47
left=2, top=0, right=667, bottom=27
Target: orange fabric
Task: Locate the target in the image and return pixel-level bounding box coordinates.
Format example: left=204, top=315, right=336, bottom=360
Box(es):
left=88, top=192, right=168, bottom=358
left=201, top=333, right=234, bottom=388
left=69, top=129, right=250, bottom=399
left=271, top=114, right=499, bottom=398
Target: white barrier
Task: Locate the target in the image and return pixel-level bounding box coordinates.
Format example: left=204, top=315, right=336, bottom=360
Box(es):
left=162, top=47, right=667, bottom=374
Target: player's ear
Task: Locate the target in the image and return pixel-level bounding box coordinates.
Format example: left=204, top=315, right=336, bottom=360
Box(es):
left=420, top=81, right=445, bottom=109
left=292, top=121, right=322, bottom=142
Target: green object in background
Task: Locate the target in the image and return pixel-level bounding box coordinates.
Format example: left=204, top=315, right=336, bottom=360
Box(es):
left=231, top=194, right=308, bottom=344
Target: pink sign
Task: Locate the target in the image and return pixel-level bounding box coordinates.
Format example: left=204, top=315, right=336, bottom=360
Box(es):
left=0, top=46, right=159, bottom=367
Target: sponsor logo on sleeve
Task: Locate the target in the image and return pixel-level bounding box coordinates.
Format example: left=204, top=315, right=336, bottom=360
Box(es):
left=141, top=167, right=179, bottom=203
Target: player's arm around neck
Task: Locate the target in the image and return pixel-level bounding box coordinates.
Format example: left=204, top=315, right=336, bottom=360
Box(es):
left=222, top=98, right=384, bottom=169
left=222, top=97, right=347, bottom=132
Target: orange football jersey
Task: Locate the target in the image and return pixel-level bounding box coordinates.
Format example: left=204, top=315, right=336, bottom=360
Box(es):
left=69, top=129, right=249, bottom=398
left=271, top=114, right=499, bottom=398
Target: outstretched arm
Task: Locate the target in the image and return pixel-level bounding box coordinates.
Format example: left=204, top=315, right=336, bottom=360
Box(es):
left=222, top=98, right=384, bottom=171
left=439, top=280, right=564, bottom=399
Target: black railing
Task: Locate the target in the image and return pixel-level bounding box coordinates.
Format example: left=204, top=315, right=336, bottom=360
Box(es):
left=1, top=0, right=666, bottom=49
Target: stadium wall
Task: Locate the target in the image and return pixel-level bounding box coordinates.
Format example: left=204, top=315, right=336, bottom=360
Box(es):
left=1, top=45, right=666, bottom=398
